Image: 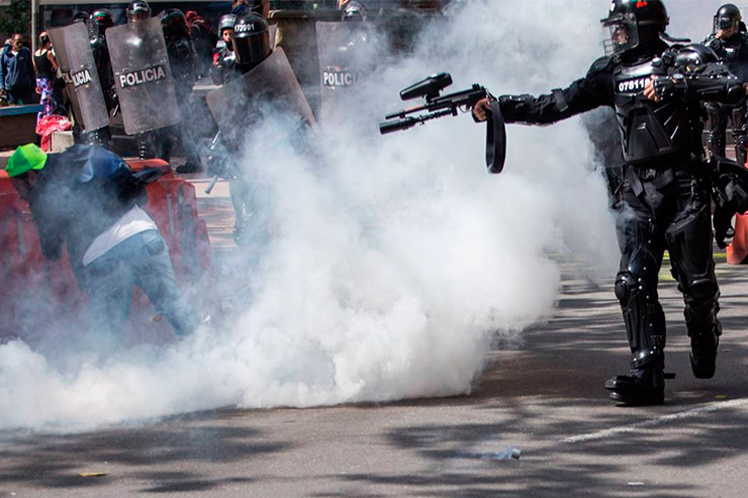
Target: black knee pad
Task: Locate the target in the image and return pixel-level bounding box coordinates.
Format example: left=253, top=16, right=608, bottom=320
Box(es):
left=615, top=272, right=635, bottom=304
left=689, top=278, right=719, bottom=303
left=666, top=206, right=713, bottom=281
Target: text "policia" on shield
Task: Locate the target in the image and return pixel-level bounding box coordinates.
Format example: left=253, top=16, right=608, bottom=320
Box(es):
left=119, top=65, right=168, bottom=89
left=323, top=68, right=357, bottom=88
left=63, top=68, right=93, bottom=88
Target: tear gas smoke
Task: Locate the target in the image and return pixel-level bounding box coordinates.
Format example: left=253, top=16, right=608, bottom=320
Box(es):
left=1, top=0, right=707, bottom=431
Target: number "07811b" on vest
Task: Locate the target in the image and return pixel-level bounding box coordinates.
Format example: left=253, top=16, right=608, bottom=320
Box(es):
left=618, top=76, right=650, bottom=93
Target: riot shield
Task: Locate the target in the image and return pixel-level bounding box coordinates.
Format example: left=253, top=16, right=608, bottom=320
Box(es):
left=106, top=17, right=181, bottom=135
left=316, top=21, right=376, bottom=127
left=48, top=23, right=110, bottom=132
left=205, top=48, right=316, bottom=151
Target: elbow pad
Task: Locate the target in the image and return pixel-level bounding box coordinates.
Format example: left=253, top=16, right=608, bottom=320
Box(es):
left=552, top=89, right=569, bottom=113
left=498, top=94, right=536, bottom=123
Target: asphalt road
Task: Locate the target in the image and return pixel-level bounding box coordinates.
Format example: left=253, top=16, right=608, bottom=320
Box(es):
left=1, top=258, right=748, bottom=497
left=2, top=177, right=748, bottom=497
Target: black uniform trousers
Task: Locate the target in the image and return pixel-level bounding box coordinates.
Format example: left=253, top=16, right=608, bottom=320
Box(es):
left=706, top=102, right=748, bottom=166
left=614, top=161, right=720, bottom=370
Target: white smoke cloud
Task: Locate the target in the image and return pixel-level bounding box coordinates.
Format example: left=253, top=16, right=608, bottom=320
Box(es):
left=0, top=0, right=639, bottom=431
left=669, top=1, right=720, bottom=40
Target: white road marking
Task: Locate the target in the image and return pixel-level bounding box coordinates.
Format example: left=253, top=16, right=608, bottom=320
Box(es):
left=562, top=398, right=748, bottom=444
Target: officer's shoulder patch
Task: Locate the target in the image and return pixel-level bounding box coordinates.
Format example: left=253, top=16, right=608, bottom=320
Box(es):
left=587, top=56, right=614, bottom=76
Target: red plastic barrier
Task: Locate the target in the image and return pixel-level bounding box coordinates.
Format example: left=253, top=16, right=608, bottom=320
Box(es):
left=0, top=172, right=81, bottom=341
left=727, top=159, right=748, bottom=265
left=128, top=159, right=211, bottom=283
left=1, top=160, right=211, bottom=344
left=0, top=183, right=26, bottom=338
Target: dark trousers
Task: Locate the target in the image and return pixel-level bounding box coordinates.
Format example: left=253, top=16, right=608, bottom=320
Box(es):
left=614, top=164, right=720, bottom=370
left=6, top=87, right=36, bottom=105
left=706, top=103, right=748, bottom=166
left=80, top=230, right=198, bottom=348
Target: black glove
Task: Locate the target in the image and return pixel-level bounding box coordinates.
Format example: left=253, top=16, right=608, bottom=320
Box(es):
left=652, top=73, right=687, bottom=101
left=714, top=205, right=736, bottom=249
left=707, top=38, right=724, bottom=53
left=497, top=94, right=534, bottom=123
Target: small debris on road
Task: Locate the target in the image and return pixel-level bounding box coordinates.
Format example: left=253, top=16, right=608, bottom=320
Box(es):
left=78, top=472, right=108, bottom=478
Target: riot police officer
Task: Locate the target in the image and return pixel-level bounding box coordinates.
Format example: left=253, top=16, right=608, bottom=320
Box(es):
left=82, top=8, right=116, bottom=147
left=160, top=8, right=200, bottom=172
left=211, top=14, right=237, bottom=85
left=232, top=12, right=272, bottom=75
left=340, top=0, right=372, bottom=46
left=341, top=0, right=367, bottom=22
left=161, top=9, right=198, bottom=101
left=207, top=12, right=273, bottom=243
left=126, top=0, right=151, bottom=23
left=125, top=0, right=157, bottom=159
left=473, top=0, right=744, bottom=405
left=704, top=4, right=748, bottom=165
left=90, top=9, right=116, bottom=112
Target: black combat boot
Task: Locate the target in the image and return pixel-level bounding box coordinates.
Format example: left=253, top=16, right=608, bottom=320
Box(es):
left=690, top=329, right=719, bottom=379
left=686, top=302, right=721, bottom=379
left=605, top=348, right=665, bottom=406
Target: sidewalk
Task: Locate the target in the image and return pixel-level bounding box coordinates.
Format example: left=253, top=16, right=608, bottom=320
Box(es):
left=184, top=173, right=238, bottom=251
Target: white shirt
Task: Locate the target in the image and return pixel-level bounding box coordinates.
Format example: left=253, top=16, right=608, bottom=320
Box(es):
left=82, top=204, right=158, bottom=267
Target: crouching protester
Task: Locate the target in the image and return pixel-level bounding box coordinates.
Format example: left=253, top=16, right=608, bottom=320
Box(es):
left=5, top=144, right=198, bottom=346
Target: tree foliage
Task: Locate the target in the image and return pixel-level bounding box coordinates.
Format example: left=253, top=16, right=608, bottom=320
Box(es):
left=0, top=0, right=31, bottom=41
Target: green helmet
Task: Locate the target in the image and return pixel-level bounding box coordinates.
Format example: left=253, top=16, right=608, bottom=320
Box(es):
left=5, top=144, right=47, bottom=177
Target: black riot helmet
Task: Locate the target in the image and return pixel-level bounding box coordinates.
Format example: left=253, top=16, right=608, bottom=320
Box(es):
left=160, top=8, right=190, bottom=40
left=342, top=0, right=367, bottom=22
left=72, top=10, right=92, bottom=37
left=127, top=0, right=151, bottom=23
left=601, top=0, right=669, bottom=58
left=91, top=9, right=114, bottom=37
left=218, top=13, right=237, bottom=34
left=232, top=12, right=272, bottom=70
left=714, top=4, right=742, bottom=34
left=73, top=11, right=90, bottom=24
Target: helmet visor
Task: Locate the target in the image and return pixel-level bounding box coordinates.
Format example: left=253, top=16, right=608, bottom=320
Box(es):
left=602, top=16, right=639, bottom=56
left=714, top=15, right=740, bottom=35
left=233, top=32, right=271, bottom=68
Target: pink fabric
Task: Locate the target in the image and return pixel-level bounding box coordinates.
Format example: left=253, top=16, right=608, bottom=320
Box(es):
left=35, top=114, right=72, bottom=152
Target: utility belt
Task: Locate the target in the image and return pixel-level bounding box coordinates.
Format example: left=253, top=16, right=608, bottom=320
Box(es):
left=624, top=152, right=708, bottom=198
left=625, top=151, right=704, bottom=175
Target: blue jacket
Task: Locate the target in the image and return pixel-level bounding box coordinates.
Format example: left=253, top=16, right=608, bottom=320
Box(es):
left=26, top=145, right=165, bottom=268
left=0, top=46, right=35, bottom=92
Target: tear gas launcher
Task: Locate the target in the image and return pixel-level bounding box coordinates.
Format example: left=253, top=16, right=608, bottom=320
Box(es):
left=379, top=72, right=507, bottom=173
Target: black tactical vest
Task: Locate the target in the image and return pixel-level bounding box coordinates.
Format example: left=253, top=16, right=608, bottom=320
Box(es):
left=613, top=59, right=699, bottom=164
